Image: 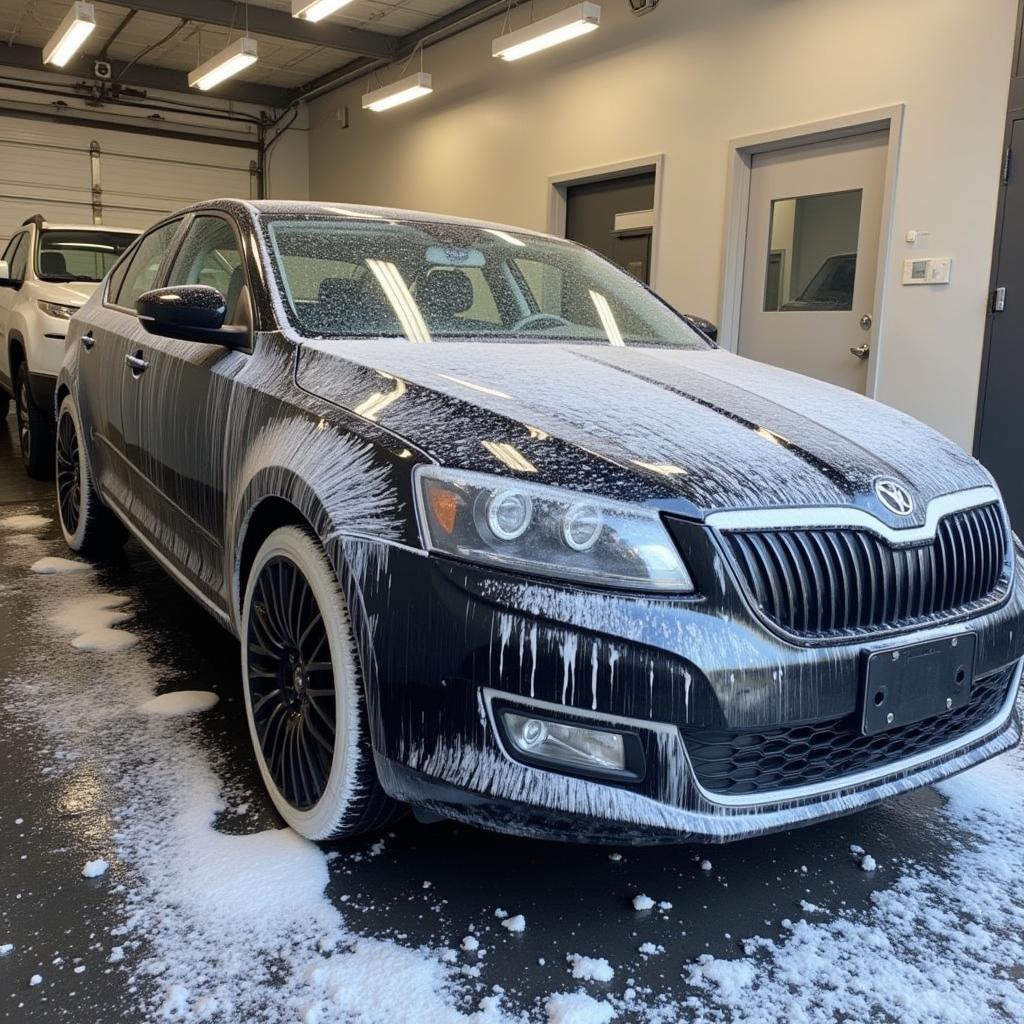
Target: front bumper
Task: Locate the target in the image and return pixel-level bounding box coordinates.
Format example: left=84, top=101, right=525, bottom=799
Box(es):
left=334, top=533, right=1024, bottom=845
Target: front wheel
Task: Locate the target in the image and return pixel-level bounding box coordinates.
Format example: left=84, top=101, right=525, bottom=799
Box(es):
left=241, top=526, right=402, bottom=840
left=16, top=364, right=54, bottom=479
left=56, top=394, right=127, bottom=555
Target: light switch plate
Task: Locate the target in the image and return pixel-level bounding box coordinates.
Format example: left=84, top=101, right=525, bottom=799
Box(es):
left=902, top=257, right=952, bottom=285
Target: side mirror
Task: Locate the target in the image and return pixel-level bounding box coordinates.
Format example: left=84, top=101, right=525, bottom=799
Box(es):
left=682, top=313, right=718, bottom=343
left=136, top=285, right=247, bottom=347
left=0, top=259, right=14, bottom=289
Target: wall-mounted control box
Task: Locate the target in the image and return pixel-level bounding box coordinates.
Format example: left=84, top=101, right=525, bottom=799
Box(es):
left=902, top=257, right=952, bottom=285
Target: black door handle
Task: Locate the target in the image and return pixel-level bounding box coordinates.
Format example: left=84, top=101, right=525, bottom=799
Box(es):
left=81, top=333, right=95, bottom=350
left=125, top=352, right=149, bottom=375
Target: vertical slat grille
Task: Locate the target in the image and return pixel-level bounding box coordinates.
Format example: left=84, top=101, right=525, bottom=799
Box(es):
left=724, top=503, right=1007, bottom=636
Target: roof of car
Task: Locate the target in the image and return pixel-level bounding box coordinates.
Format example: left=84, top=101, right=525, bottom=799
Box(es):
left=33, top=223, right=141, bottom=233
left=184, top=198, right=555, bottom=242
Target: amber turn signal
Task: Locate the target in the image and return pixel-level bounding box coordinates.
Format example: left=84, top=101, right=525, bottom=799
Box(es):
left=426, top=482, right=460, bottom=535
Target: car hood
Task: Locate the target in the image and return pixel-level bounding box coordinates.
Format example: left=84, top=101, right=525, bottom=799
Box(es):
left=296, top=339, right=991, bottom=523
left=41, top=280, right=99, bottom=305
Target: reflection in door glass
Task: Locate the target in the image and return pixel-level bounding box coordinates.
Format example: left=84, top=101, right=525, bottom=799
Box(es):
left=763, top=189, right=862, bottom=311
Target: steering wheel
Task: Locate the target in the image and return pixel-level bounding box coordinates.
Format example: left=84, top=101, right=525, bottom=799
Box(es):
left=512, top=312, right=572, bottom=332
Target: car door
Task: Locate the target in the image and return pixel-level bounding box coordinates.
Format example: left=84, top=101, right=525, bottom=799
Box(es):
left=75, top=219, right=183, bottom=509
left=0, top=232, right=29, bottom=392
left=121, top=213, right=253, bottom=604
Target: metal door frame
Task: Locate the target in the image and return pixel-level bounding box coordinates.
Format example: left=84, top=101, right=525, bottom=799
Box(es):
left=547, top=154, right=665, bottom=292
left=973, top=0, right=1024, bottom=455
left=719, top=106, right=903, bottom=400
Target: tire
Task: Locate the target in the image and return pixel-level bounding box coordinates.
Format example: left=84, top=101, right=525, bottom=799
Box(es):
left=0, top=392, right=9, bottom=419
left=241, top=525, right=402, bottom=840
left=56, top=394, right=128, bottom=555
left=15, top=363, right=55, bottom=479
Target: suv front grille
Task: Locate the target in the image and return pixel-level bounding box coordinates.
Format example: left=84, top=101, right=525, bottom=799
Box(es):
left=682, top=666, right=1015, bottom=797
left=723, top=502, right=1007, bottom=637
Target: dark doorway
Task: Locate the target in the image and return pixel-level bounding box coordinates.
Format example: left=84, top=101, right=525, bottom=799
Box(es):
left=976, top=6, right=1024, bottom=530
left=564, top=171, right=656, bottom=284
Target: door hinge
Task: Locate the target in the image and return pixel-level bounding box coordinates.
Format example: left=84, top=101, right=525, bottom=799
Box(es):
left=993, top=286, right=1007, bottom=312
left=1002, top=145, right=1012, bottom=185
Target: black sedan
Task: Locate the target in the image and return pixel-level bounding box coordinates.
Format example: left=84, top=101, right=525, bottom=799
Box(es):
left=55, top=200, right=1024, bottom=844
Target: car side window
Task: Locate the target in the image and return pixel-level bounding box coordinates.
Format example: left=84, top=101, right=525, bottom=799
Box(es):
left=165, top=216, right=247, bottom=325
left=6, top=233, right=29, bottom=282
left=113, top=220, right=181, bottom=310
left=106, top=247, right=135, bottom=303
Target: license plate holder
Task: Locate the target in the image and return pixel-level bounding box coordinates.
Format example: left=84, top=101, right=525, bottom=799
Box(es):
left=862, top=633, right=976, bottom=736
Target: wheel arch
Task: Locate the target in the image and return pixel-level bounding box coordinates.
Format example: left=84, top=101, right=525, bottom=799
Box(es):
left=8, top=330, right=26, bottom=377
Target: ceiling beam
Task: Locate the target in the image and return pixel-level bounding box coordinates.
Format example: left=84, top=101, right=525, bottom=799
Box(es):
left=101, top=0, right=397, bottom=58
left=292, top=0, right=524, bottom=103
left=0, top=42, right=292, bottom=108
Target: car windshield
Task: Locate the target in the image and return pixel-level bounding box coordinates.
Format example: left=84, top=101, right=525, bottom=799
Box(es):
left=37, top=229, right=138, bottom=283
left=263, top=216, right=708, bottom=348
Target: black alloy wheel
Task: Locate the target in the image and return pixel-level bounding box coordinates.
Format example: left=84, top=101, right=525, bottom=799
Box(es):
left=56, top=408, right=81, bottom=536
left=245, top=556, right=337, bottom=811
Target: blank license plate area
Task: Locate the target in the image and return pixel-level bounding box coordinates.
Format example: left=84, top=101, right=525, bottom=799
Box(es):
left=862, top=634, right=976, bottom=736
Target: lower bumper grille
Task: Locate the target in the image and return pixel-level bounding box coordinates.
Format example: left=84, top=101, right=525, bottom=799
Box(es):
left=682, top=666, right=1016, bottom=797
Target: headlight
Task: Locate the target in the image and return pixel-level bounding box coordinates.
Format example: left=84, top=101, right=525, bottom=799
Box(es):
left=414, top=466, right=693, bottom=592
left=38, top=300, right=79, bottom=320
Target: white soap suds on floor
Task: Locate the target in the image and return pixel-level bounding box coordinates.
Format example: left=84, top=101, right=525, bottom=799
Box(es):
left=860, top=854, right=878, bottom=872
left=501, top=915, right=525, bottom=934
left=136, top=691, right=219, bottom=716
left=567, top=953, right=614, bottom=983
left=0, top=943, right=12, bottom=955
left=544, top=990, right=616, bottom=1024
left=82, top=858, right=109, bottom=878
left=30, top=556, right=92, bottom=575
left=29, top=974, right=42, bottom=987
left=631, top=895, right=654, bottom=911
left=1, top=513, right=51, bottom=531
left=49, top=593, right=136, bottom=653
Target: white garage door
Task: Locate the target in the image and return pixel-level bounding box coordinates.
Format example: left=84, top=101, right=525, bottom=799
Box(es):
left=0, top=116, right=256, bottom=246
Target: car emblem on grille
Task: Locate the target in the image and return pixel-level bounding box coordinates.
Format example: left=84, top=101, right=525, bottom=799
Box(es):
left=874, top=478, right=915, bottom=516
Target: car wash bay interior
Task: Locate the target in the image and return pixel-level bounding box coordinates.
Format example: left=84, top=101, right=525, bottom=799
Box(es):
left=3, top=0, right=1024, bottom=1020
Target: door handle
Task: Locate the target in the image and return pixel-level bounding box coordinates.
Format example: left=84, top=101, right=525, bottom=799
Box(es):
left=850, top=343, right=870, bottom=360
left=80, top=332, right=95, bottom=350
left=125, top=352, right=149, bottom=374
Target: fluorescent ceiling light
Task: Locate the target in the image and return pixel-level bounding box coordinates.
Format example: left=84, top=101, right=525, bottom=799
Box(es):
left=188, top=37, right=258, bottom=91
left=589, top=289, right=624, bottom=346
left=362, top=72, right=433, bottom=112
left=492, top=2, right=600, bottom=61
left=43, top=2, right=96, bottom=68
left=365, top=260, right=432, bottom=342
left=292, top=0, right=355, bottom=22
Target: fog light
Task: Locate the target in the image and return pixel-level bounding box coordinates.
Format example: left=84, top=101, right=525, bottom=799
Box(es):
left=502, top=711, right=626, bottom=772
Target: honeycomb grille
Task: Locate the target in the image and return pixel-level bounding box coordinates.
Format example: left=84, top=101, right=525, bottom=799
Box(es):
left=682, top=667, right=1015, bottom=797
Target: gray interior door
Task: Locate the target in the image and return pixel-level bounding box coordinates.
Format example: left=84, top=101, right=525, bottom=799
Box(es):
left=977, top=117, right=1024, bottom=529
left=565, top=172, right=655, bottom=283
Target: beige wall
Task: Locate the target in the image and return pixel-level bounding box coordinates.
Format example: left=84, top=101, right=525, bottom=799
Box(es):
left=306, top=0, right=1015, bottom=450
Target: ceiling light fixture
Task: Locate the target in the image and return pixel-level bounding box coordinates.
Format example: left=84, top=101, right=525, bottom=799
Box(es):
left=292, top=0, right=355, bottom=23
left=43, top=2, right=97, bottom=68
left=362, top=72, right=433, bottom=112
left=188, top=37, right=258, bottom=91
left=492, top=2, right=601, bottom=62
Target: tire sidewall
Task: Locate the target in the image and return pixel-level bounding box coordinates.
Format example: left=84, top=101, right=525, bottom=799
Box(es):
left=56, top=394, right=93, bottom=551
left=241, top=526, right=363, bottom=840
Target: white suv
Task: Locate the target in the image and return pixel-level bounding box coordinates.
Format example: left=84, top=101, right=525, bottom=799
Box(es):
left=0, top=216, right=139, bottom=477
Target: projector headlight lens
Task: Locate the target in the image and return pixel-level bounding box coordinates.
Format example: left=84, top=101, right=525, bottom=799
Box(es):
left=414, top=467, right=693, bottom=592
left=503, top=711, right=626, bottom=772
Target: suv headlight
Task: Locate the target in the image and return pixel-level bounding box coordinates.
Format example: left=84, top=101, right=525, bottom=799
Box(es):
left=414, top=466, right=693, bottom=592
left=38, top=300, right=79, bottom=320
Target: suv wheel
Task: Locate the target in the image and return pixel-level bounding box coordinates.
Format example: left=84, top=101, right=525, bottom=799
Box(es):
left=241, top=526, right=403, bottom=840
left=15, top=363, right=55, bottom=479
left=56, top=394, right=127, bottom=555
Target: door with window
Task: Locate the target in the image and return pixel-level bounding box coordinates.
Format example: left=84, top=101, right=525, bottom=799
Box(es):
left=74, top=220, right=179, bottom=508
left=738, top=131, right=888, bottom=392
left=123, top=213, right=251, bottom=602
